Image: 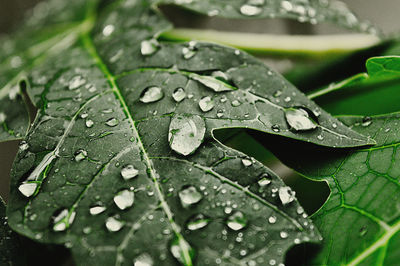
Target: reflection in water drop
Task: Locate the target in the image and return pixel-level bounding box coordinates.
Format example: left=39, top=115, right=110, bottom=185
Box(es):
left=284, top=107, right=318, bottom=131
left=140, top=86, right=164, bottom=103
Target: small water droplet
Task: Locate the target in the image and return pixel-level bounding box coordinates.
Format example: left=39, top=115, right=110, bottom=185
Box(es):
left=114, top=189, right=134, bottom=210
left=362, top=116, right=372, bottom=127
left=168, top=114, right=206, bottom=156
left=317, top=134, right=324, bottom=140
left=105, top=117, right=119, bottom=127
left=68, top=75, right=86, bottom=90
left=280, top=231, right=288, bottom=239
left=105, top=216, right=124, bottom=232
left=231, top=100, right=241, bottom=107
left=279, top=186, right=295, bottom=205
left=258, top=174, right=271, bottom=186
left=52, top=209, right=75, bottom=232
left=182, top=42, right=197, bottom=59
left=186, top=214, right=209, bottom=230
left=74, top=149, right=87, bottom=162
left=179, top=185, right=203, bottom=208
left=199, top=96, right=214, bottom=112
left=19, top=141, right=29, bottom=151
left=216, top=110, right=224, bottom=118
left=359, top=226, right=368, bottom=237
left=268, top=216, right=276, bottom=224
left=240, top=4, right=262, bottom=16
left=172, top=87, right=186, bottom=102
left=89, top=206, right=106, bottom=215
left=85, top=119, right=94, bottom=128
left=0, top=113, right=6, bottom=123
left=271, top=124, right=280, bottom=132
left=226, top=211, right=247, bottom=231
left=102, top=24, right=115, bottom=37
left=140, top=86, right=164, bottom=103
left=281, top=1, right=293, bottom=12
left=140, top=39, right=160, bottom=56
left=134, top=253, right=154, bottom=266
left=285, top=107, right=318, bottom=131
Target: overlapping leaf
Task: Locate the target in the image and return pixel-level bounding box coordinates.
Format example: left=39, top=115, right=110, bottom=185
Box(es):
left=2, top=0, right=376, bottom=265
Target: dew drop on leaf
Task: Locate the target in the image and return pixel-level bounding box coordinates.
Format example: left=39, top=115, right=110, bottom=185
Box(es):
left=170, top=237, right=195, bottom=264
left=168, top=114, right=206, bottom=156
left=211, top=70, right=230, bottom=83
left=182, top=42, right=197, bottom=59
left=199, top=96, right=214, bottom=112
left=121, top=165, right=139, bottom=180
left=140, top=38, right=159, bottom=56
left=362, top=116, right=372, bottom=127
left=191, top=74, right=234, bottom=92
left=105, top=216, right=124, bottom=232
left=134, top=253, right=154, bottom=266
left=102, top=24, right=115, bottom=37
left=284, top=107, right=318, bottom=131
left=113, top=189, right=135, bottom=210
left=280, top=231, right=289, bottom=239
left=52, top=209, right=75, bottom=232
left=85, top=119, right=94, bottom=128
left=258, top=174, right=271, bottom=186
left=105, top=117, right=119, bottom=127
left=241, top=158, right=253, bottom=167
left=18, top=182, right=38, bottom=197
left=268, top=216, right=277, bottom=224
left=74, top=149, right=87, bottom=162
left=89, top=206, right=106, bottom=215
left=271, top=124, right=280, bottom=132
left=68, top=75, right=86, bottom=90
left=279, top=186, right=295, bottom=205
left=178, top=185, right=203, bottom=208
left=231, top=100, right=241, bottom=107
left=140, top=86, right=164, bottom=103
left=172, top=87, right=186, bottom=102
left=240, top=4, right=262, bottom=16
left=186, top=214, right=209, bottom=231
left=0, top=113, right=6, bottom=123
left=226, top=211, right=248, bottom=231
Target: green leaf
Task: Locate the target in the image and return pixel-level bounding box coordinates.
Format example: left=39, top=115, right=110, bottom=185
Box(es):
left=263, top=114, right=400, bottom=265
left=3, top=0, right=375, bottom=265
left=307, top=56, right=400, bottom=116
left=1, top=197, right=25, bottom=266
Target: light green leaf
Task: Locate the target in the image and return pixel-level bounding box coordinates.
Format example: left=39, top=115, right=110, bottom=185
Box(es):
left=3, top=0, right=375, bottom=265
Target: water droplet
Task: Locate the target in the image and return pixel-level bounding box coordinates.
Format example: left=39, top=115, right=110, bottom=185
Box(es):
left=0, top=113, right=6, bottom=123
left=179, top=185, right=203, bottom=208
left=241, top=159, right=252, bottom=167
left=279, top=186, right=295, bottom=205
left=68, top=75, right=86, bottom=90
left=121, top=165, right=139, bottom=180
left=269, top=259, right=276, bottom=265
left=207, top=9, right=219, bottom=16
left=105, top=216, right=124, bottom=232
left=231, top=100, right=241, bottom=107
left=317, top=134, right=324, bottom=140
left=134, top=253, right=154, bottom=266
left=140, top=39, right=159, bottom=56
left=52, top=209, right=75, bottom=232
left=89, top=206, right=106, bottom=215
left=216, top=110, right=224, bottom=118
left=170, top=237, right=194, bottom=264
left=240, top=4, right=262, bottom=16
left=211, top=71, right=230, bottom=83
left=74, top=149, right=87, bottom=162
left=102, top=24, right=115, bottom=37
left=168, top=114, right=206, bottom=156
left=182, top=42, right=197, bottom=59
left=186, top=214, right=209, bottom=230
left=226, top=211, right=247, bottom=231
left=191, top=74, right=234, bottom=92
left=258, top=174, right=271, bottom=186
left=285, top=107, right=318, bottom=131
left=281, top=1, right=293, bottom=12
left=280, top=231, right=288, bottom=239
left=199, top=96, right=214, bottom=112
left=172, top=87, right=186, bottom=102
left=83, top=226, right=92, bottom=234
left=359, top=226, right=368, bottom=237
left=18, top=183, right=38, bottom=197
left=19, top=141, right=29, bottom=151
left=332, top=123, right=337, bottom=128
left=85, top=119, right=94, bottom=128
left=114, top=189, right=134, bottom=210
left=105, top=117, right=119, bottom=127
left=268, top=216, right=276, bottom=224
left=271, top=124, right=280, bottom=132
left=362, top=116, right=372, bottom=127
left=140, top=86, right=164, bottom=103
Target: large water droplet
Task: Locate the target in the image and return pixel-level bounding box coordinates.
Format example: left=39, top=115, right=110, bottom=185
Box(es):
left=258, top=173, right=271, bottom=186
left=105, top=216, right=124, bottom=232
left=134, top=253, right=154, bottom=266
left=140, top=86, right=164, bottom=103
left=140, top=39, right=159, bottom=56
left=74, top=149, right=87, bottom=162
left=279, top=186, right=295, bottom=205
left=285, top=107, right=318, bottom=131
left=191, top=74, right=234, bottom=92
left=114, top=189, right=134, bottom=210
left=241, top=158, right=253, bottom=167
left=179, top=185, right=203, bottom=208
left=68, top=75, right=86, bottom=90
left=226, top=211, right=247, bottom=231
left=186, top=214, right=209, bottom=231
left=121, top=165, right=139, bottom=180
left=168, top=114, right=206, bottom=156
left=170, top=237, right=194, bottom=264
left=172, top=87, right=186, bottom=102
left=240, top=4, right=262, bottom=16
left=18, top=183, right=38, bottom=197
left=198, top=96, right=214, bottom=112
left=52, top=209, right=76, bottom=232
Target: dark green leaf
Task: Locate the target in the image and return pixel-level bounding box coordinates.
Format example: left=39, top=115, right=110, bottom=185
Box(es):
left=3, top=0, right=375, bottom=265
